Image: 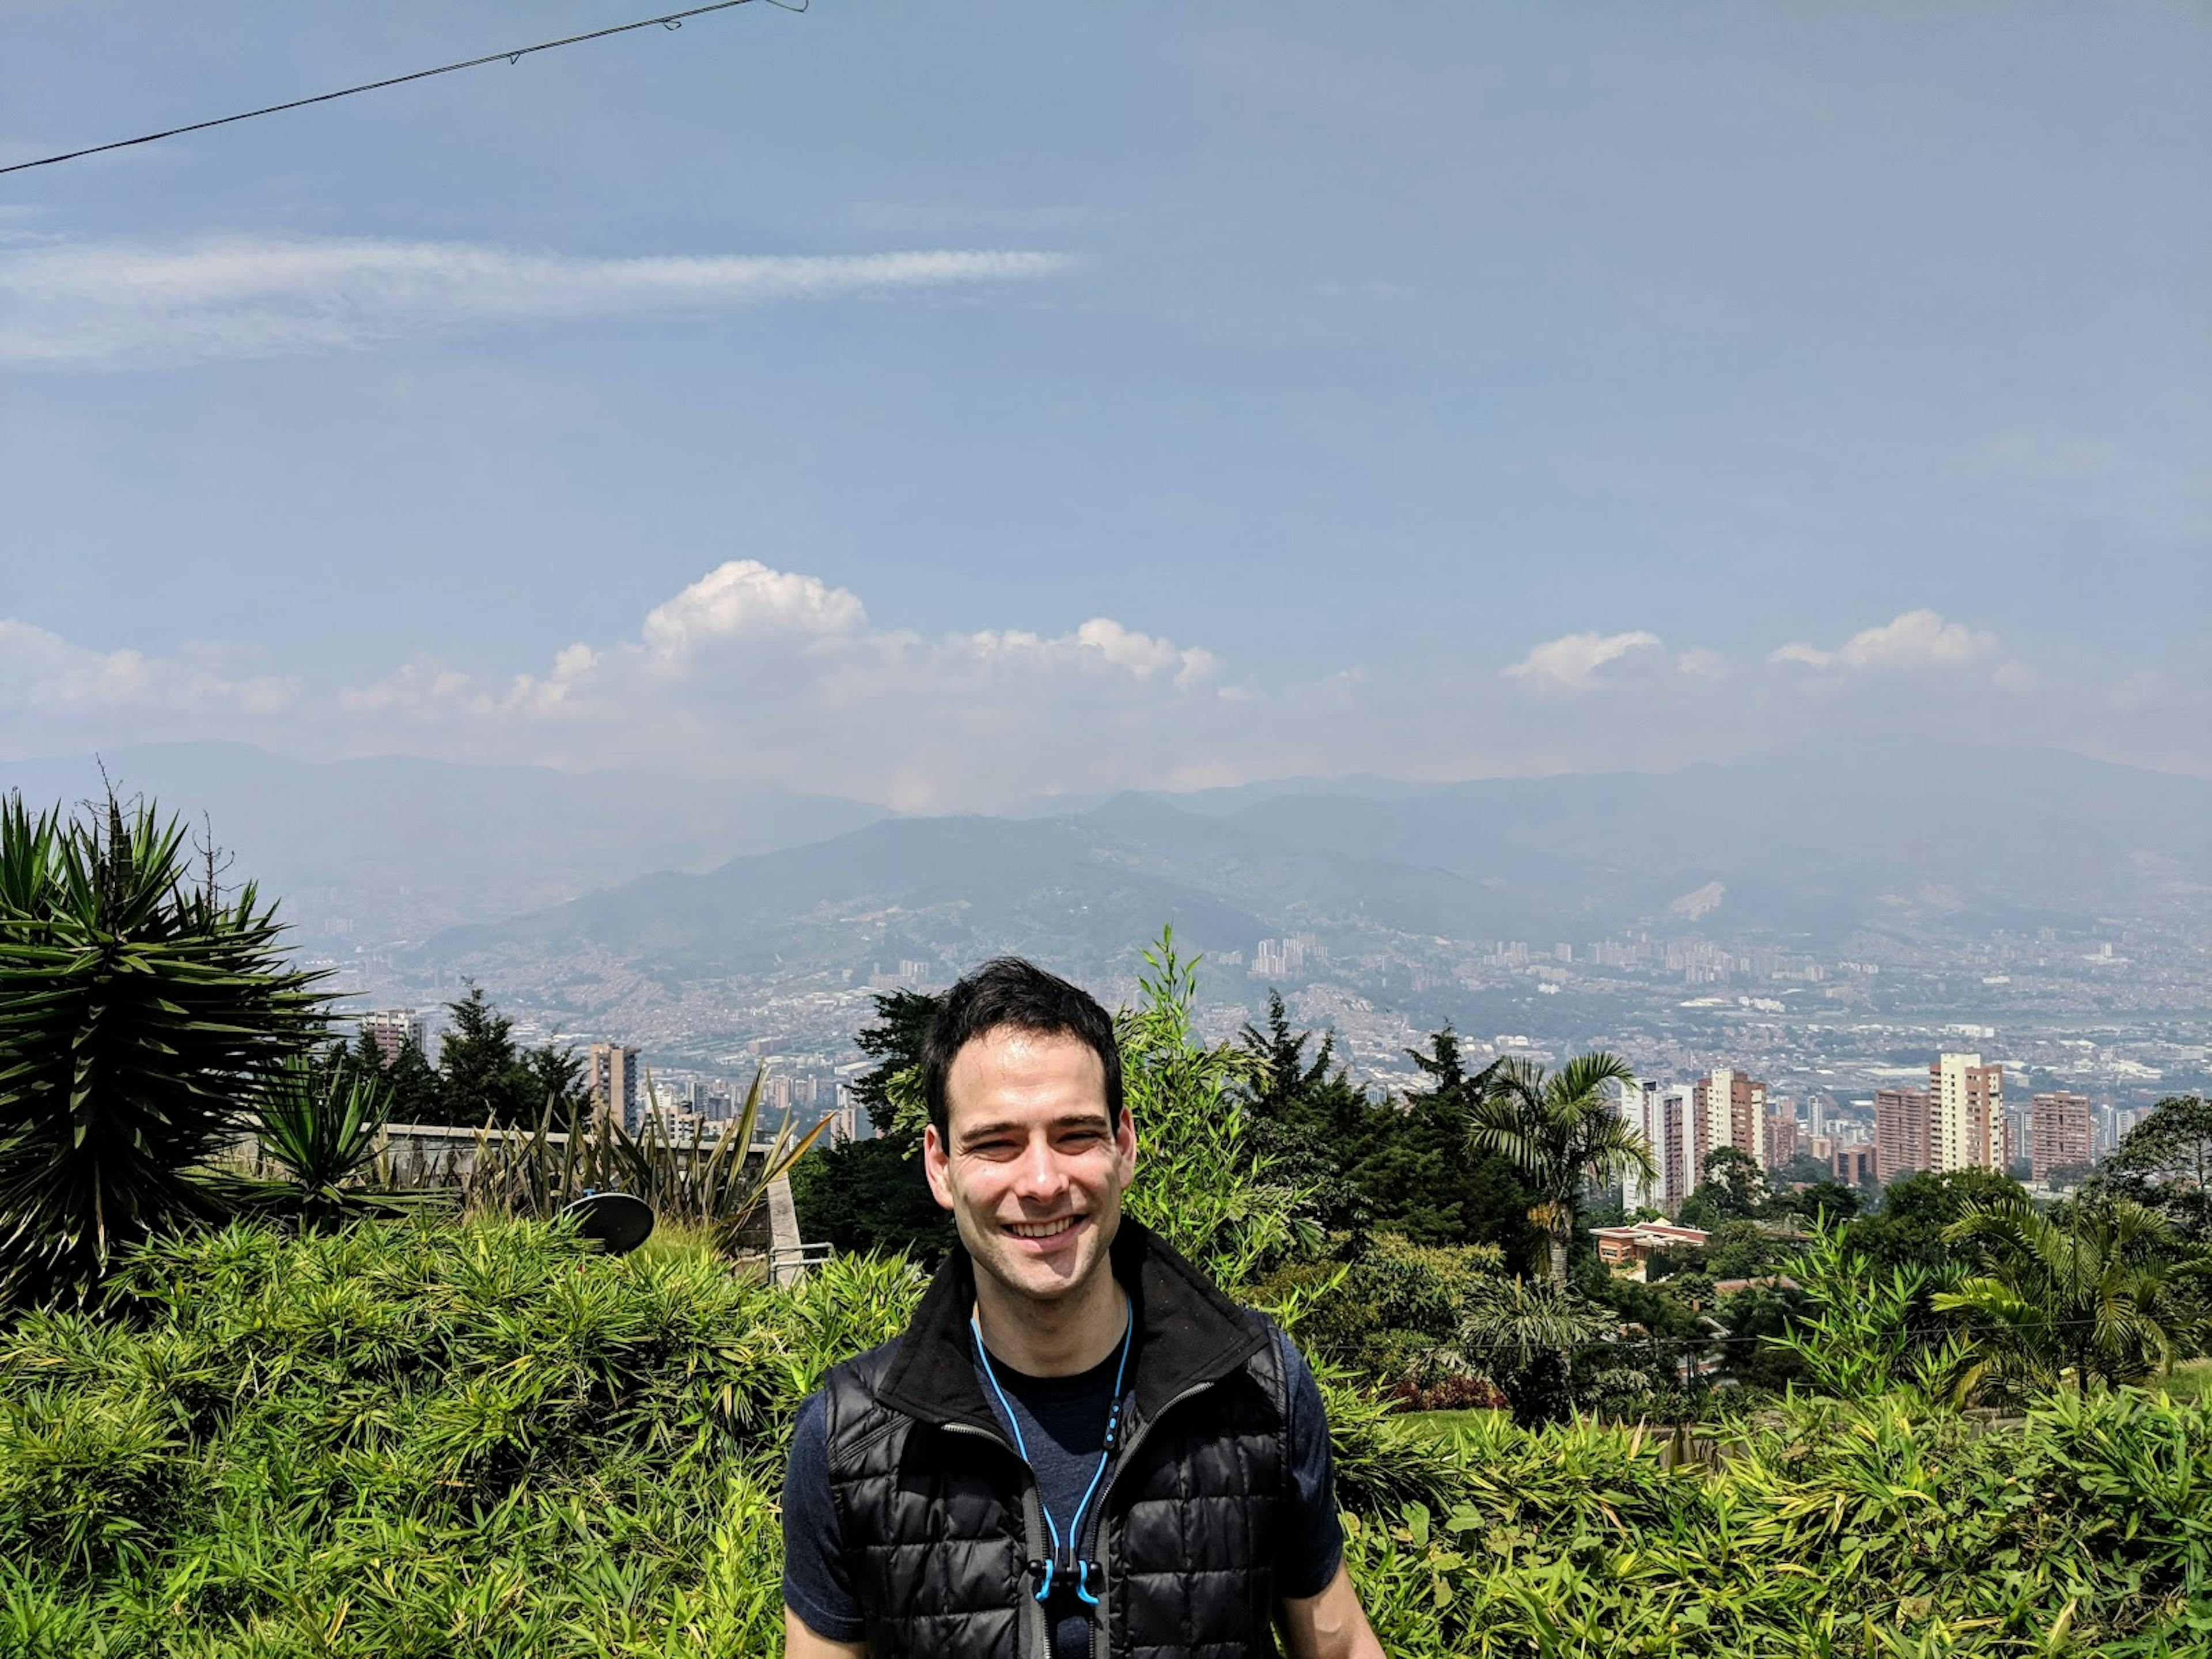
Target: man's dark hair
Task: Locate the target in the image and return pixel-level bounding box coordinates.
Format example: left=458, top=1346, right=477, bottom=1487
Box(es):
left=922, top=957, right=1122, bottom=1141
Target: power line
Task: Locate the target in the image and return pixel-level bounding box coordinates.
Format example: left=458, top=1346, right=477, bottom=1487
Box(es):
left=0, top=0, right=805, bottom=179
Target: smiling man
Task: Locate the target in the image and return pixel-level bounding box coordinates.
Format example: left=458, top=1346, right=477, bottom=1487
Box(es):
left=782, top=957, right=1383, bottom=1659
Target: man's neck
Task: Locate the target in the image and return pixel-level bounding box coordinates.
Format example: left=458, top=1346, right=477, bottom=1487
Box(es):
left=971, top=1261, right=1127, bottom=1378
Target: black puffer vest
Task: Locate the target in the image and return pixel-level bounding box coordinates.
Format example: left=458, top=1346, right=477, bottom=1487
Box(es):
left=819, top=1221, right=1293, bottom=1659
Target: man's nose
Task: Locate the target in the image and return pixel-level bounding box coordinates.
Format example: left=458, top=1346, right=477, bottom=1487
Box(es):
left=1012, top=1137, right=1068, bottom=1201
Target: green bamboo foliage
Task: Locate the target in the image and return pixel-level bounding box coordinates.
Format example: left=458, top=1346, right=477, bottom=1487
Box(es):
left=0, top=794, right=328, bottom=1305
left=1, top=1219, right=2207, bottom=1658
left=460, top=1065, right=830, bottom=1254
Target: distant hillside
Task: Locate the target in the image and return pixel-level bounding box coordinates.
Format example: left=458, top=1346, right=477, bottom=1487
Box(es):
left=426, top=739, right=2211, bottom=982
left=0, top=743, right=885, bottom=935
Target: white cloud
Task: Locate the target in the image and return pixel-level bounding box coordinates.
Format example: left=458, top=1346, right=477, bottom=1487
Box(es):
left=1675, top=647, right=1727, bottom=680
left=0, top=619, right=295, bottom=747
left=641, top=561, right=866, bottom=666
left=0, top=236, right=1075, bottom=368
left=1770, top=608, right=1998, bottom=673
left=1502, top=630, right=1662, bottom=691
left=315, top=560, right=1235, bottom=799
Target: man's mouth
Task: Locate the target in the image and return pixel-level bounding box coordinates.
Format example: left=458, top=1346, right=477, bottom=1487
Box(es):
left=1004, top=1215, right=1084, bottom=1243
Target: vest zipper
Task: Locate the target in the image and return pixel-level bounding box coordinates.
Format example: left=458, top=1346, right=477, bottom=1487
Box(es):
left=945, top=1419, right=1054, bottom=1659
left=1085, top=1376, right=1225, bottom=1659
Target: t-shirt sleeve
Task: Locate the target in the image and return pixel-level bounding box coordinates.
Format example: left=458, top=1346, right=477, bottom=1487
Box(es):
left=1272, top=1327, right=1347, bottom=1601
left=781, top=1391, right=868, bottom=1642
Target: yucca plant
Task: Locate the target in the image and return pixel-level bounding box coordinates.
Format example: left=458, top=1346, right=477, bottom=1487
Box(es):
left=252, top=1051, right=396, bottom=1226
left=0, top=794, right=328, bottom=1305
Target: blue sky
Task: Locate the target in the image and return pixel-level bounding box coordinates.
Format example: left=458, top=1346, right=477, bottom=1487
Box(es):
left=3, top=0, right=2206, bottom=806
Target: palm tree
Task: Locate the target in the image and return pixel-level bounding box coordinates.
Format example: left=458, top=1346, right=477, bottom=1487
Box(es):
left=1934, top=1194, right=2199, bottom=1397
left=1467, top=1051, right=1653, bottom=1289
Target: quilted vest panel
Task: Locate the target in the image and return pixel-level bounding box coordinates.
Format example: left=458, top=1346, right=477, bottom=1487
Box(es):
left=821, top=1334, right=1290, bottom=1659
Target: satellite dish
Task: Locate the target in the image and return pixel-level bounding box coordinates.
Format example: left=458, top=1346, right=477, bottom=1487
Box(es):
left=562, top=1191, right=656, bottom=1255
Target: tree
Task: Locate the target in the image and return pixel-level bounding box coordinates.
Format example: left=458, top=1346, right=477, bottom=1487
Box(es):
left=1466, top=1051, right=1652, bottom=1289
left=1774, top=1177, right=1861, bottom=1226
left=850, top=987, right=937, bottom=1138
left=2090, top=1094, right=2212, bottom=1243
left=1347, top=1028, right=1540, bottom=1268
left=1850, top=1168, right=2027, bottom=1276
left=1237, top=993, right=1374, bottom=1232
left=434, top=984, right=530, bottom=1127
left=0, top=794, right=327, bottom=1303
left=1678, top=1146, right=1769, bottom=1228
left=1936, top=1195, right=2202, bottom=1397
left=789, top=987, right=954, bottom=1263
left=1457, top=1275, right=1619, bottom=1425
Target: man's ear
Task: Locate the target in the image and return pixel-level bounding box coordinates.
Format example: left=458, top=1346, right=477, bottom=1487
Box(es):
left=922, top=1122, right=956, bottom=1212
left=1115, top=1107, right=1139, bottom=1177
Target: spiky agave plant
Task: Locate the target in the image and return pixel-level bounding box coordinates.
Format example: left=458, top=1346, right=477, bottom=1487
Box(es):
left=462, top=1065, right=830, bottom=1255
left=253, top=1051, right=395, bottom=1226
left=0, top=793, right=328, bottom=1303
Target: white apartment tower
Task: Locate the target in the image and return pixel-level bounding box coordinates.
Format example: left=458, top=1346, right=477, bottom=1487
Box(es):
left=1618, top=1080, right=1704, bottom=1215
left=1930, top=1052, right=2004, bottom=1173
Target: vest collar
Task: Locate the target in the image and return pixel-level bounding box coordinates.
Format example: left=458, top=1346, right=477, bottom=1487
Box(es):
left=874, top=1217, right=1267, bottom=1436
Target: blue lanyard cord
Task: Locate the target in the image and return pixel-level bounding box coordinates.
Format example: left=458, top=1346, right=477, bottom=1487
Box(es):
left=971, top=1293, right=1134, bottom=1607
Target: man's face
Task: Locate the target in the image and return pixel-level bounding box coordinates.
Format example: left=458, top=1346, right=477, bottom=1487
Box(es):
left=923, top=1026, right=1138, bottom=1306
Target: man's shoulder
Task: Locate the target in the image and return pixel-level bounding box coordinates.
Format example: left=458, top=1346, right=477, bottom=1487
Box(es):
left=806, top=1336, right=905, bottom=1444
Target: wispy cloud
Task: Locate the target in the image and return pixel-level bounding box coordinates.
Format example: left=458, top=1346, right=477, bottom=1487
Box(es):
left=1502, top=629, right=1662, bottom=692
left=1771, top=608, right=1997, bottom=673
left=0, top=236, right=1075, bottom=368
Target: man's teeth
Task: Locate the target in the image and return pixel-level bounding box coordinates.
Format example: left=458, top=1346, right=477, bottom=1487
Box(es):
left=1007, top=1218, right=1079, bottom=1238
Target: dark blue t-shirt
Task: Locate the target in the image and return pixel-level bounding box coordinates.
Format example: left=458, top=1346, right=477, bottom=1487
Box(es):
left=782, top=1325, right=1343, bottom=1658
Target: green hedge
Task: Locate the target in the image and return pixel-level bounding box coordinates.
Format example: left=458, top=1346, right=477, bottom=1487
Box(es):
left=2, top=1221, right=2206, bottom=1657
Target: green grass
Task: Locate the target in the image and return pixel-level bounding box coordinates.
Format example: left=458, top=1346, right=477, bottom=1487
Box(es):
left=1396, top=1408, right=1508, bottom=1446
left=2147, top=1357, right=2212, bottom=1403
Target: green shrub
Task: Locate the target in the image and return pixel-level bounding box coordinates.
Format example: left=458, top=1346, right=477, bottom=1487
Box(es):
left=4, top=1218, right=2207, bottom=1657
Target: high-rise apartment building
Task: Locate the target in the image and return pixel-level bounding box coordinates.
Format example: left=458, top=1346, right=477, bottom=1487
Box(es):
left=1930, top=1053, right=2003, bottom=1173
left=357, top=1008, right=425, bottom=1067
left=1874, top=1086, right=1931, bottom=1183
left=1763, top=1109, right=1798, bottom=1169
left=1694, top=1069, right=1767, bottom=1168
left=587, top=1041, right=642, bottom=1133
left=1617, top=1080, right=1702, bottom=1214
left=2029, top=1092, right=2093, bottom=1185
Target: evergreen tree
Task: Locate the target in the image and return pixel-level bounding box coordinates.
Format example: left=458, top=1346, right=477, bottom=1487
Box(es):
left=413, top=983, right=563, bottom=1128
left=789, top=988, right=956, bottom=1262
left=1237, top=993, right=1373, bottom=1232
left=1350, top=1027, right=1543, bottom=1272
left=850, top=988, right=938, bottom=1137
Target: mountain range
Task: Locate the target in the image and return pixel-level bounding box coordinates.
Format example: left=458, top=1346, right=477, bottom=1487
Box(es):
left=418, top=740, right=2212, bottom=982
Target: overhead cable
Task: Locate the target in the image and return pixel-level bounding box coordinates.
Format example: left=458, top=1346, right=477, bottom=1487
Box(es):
left=0, top=0, right=805, bottom=178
